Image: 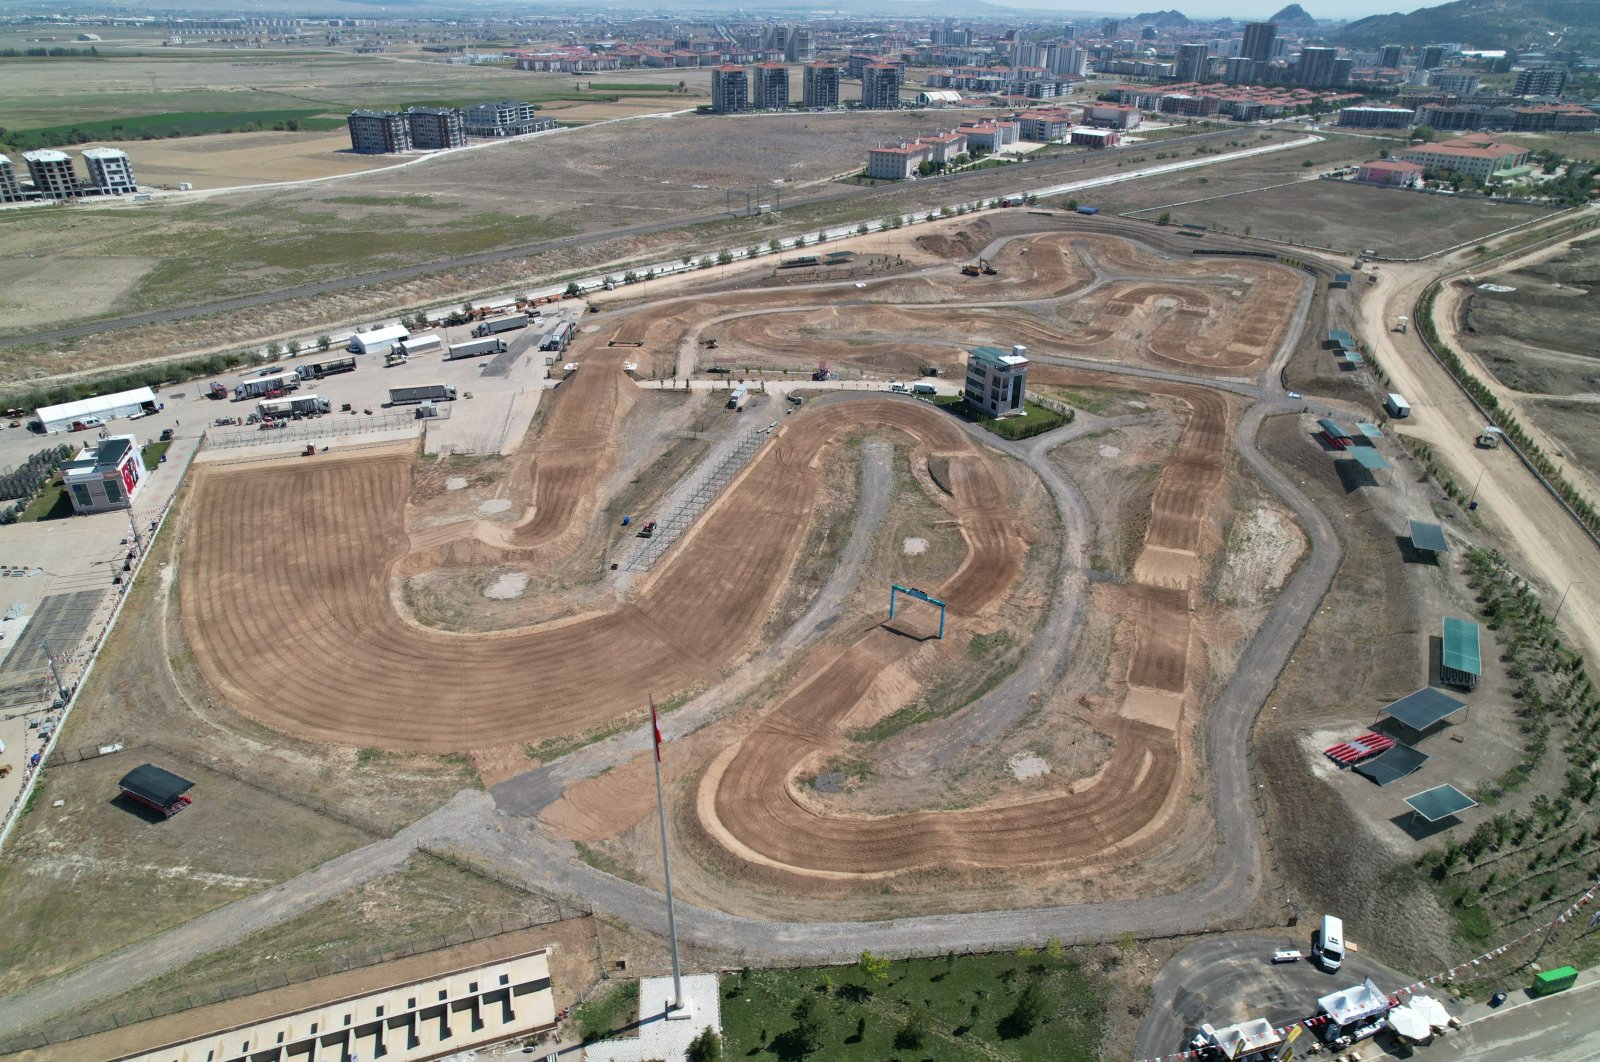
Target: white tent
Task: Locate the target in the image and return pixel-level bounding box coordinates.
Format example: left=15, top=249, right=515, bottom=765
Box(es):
left=36, top=387, right=157, bottom=434
left=1411, top=995, right=1452, bottom=1031
left=1318, top=976, right=1390, bottom=1026
left=1387, top=1004, right=1430, bottom=1040
left=1210, top=1018, right=1284, bottom=1060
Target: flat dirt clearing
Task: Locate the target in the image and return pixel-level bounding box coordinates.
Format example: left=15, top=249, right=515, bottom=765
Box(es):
left=96, top=129, right=396, bottom=189
left=1130, top=180, right=1555, bottom=258
left=0, top=254, right=152, bottom=332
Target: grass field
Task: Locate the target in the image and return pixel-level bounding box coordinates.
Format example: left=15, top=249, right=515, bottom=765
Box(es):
left=714, top=949, right=1108, bottom=1061
left=2, top=109, right=345, bottom=150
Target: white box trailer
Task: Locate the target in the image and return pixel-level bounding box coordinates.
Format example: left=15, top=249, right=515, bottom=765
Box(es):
left=446, top=337, right=507, bottom=361
left=397, top=334, right=443, bottom=357
left=347, top=325, right=410, bottom=355
left=1385, top=393, right=1412, bottom=418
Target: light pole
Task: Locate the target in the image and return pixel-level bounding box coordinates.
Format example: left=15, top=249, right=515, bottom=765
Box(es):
left=1554, top=580, right=1581, bottom=623
left=1468, top=467, right=1487, bottom=508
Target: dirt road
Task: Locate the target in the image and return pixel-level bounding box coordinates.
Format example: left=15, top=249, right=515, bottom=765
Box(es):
left=1360, top=255, right=1600, bottom=666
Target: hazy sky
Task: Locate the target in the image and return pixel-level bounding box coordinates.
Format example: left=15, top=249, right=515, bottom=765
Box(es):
left=1002, top=1, right=1433, bottom=18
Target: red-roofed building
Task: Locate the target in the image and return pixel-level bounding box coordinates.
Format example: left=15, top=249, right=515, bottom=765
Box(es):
left=1356, top=159, right=1424, bottom=187
left=1402, top=139, right=1529, bottom=180
left=867, top=142, right=931, bottom=180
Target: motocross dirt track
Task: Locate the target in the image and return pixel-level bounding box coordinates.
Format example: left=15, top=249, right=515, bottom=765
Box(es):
left=178, top=225, right=1275, bottom=880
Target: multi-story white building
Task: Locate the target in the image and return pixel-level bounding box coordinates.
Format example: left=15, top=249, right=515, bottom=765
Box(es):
left=964, top=345, right=1030, bottom=417
left=1402, top=135, right=1529, bottom=180
left=866, top=142, right=930, bottom=180
left=81, top=146, right=137, bottom=194
left=463, top=100, right=553, bottom=137
left=23, top=149, right=78, bottom=199
left=916, top=130, right=968, bottom=165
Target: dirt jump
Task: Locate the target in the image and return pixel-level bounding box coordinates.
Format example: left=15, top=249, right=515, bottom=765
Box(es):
left=177, top=221, right=1300, bottom=889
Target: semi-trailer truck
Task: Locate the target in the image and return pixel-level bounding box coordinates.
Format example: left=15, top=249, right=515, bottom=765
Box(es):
left=234, top=372, right=299, bottom=400
left=446, top=337, right=508, bottom=361
left=539, top=321, right=575, bottom=352
left=473, top=317, right=528, bottom=338
left=294, top=357, right=356, bottom=381
left=259, top=395, right=331, bottom=418
left=388, top=384, right=458, bottom=405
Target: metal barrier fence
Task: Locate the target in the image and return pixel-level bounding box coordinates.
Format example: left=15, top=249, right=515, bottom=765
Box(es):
left=624, top=425, right=773, bottom=573
left=203, top=409, right=428, bottom=449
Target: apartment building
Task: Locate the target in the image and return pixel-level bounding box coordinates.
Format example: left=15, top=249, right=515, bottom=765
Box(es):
left=0, top=153, right=25, bottom=202
left=463, top=100, right=553, bottom=137
left=711, top=65, right=750, bottom=113
left=803, top=62, right=840, bottom=109
left=1514, top=67, right=1567, bottom=97
left=1401, top=135, right=1530, bottom=180
left=1337, top=105, right=1415, bottom=129
left=406, top=107, right=466, bottom=150
left=81, top=146, right=137, bottom=194
left=861, top=64, right=904, bottom=110
left=347, top=109, right=411, bottom=153
left=22, top=149, right=77, bottom=199
left=751, top=63, right=789, bottom=109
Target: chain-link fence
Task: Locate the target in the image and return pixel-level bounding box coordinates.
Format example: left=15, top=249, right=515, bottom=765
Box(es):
left=204, top=409, right=428, bottom=450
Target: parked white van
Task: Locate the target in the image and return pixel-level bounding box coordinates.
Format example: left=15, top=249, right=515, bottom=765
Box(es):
left=1315, top=914, right=1345, bottom=972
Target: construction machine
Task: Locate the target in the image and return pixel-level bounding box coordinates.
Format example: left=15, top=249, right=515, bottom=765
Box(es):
left=960, top=257, right=998, bottom=277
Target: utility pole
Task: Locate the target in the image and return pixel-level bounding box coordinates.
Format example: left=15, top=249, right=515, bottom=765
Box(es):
left=649, top=693, right=685, bottom=1014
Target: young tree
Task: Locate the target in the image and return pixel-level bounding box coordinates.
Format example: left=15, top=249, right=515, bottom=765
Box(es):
left=1158, top=211, right=1172, bottom=225
left=1000, top=980, right=1049, bottom=1038
left=686, top=1025, right=722, bottom=1062
left=565, top=282, right=582, bottom=297
left=791, top=995, right=825, bottom=1054
left=316, top=335, right=331, bottom=352
left=894, top=1006, right=931, bottom=1050
left=856, top=221, right=870, bottom=235
left=265, top=341, right=282, bottom=357
left=286, top=340, right=302, bottom=355
left=769, top=239, right=783, bottom=253
left=858, top=950, right=890, bottom=981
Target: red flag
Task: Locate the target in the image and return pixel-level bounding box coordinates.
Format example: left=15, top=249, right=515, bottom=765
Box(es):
left=650, top=694, right=662, bottom=762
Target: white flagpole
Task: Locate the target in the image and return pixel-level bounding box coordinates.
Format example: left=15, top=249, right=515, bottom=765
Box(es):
left=650, top=692, right=684, bottom=1011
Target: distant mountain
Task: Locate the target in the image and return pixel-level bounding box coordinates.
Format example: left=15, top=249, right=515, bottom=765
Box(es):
left=1269, top=4, right=1319, bottom=29
left=1133, top=10, right=1192, bottom=28
left=1336, top=0, right=1600, bottom=50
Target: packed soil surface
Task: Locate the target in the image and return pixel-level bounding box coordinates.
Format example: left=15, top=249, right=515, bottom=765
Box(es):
left=1460, top=235, right=1600, bottom=396
left=172, top=224, right=1304, bottom=896
left=88, top=129, right=396, bottom=190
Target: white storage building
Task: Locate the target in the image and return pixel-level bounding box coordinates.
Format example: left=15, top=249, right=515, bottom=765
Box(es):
left=347, top=325, right=410, bottom=355
left=36, top=387, right=158, bottom=434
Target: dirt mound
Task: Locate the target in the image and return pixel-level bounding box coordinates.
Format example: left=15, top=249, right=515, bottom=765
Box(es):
left=915, top=222, right=990, bottom=261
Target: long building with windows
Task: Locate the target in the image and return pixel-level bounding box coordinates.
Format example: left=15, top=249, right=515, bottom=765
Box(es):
left=0, top=153, right=23, bottom=202
left=406, top=106, right=466, bottom=150
left=463, top=100, right=554, bottom=137
left=22, top=149, right=77, bottom=199
left=751, top=62, right=789, bottom=109
left=81, top=146, right=137, bottom=194
left=347, top=109, right=411, bottom=153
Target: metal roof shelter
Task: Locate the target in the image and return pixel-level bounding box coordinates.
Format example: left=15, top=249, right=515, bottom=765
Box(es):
left=1409, top=520, right=1450, bottom=554
left=1441, top=617, right=1482, bottom=688
left=1326, top=329, right=1355, bottom=348
left=1350, top=448, right=1391, bottom=471
left=1382, top=687, right=1468, bottom=732
left=1344, top=351, right=1365, bottom=365
left=1357, top=422, right=1383, bottom=440
left=117, top=764, right=196, bottom=818
left=1405, top=783, right=1478, bottom=823
left=1318, top=418, right=1353, bottom=449
left=1355, top=743, right=1430, bottom=786
left=1333, top=273, right=1354, bottom=286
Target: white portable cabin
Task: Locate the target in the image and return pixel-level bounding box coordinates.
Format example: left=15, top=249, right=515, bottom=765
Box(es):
left=347, top=325, right=410, bottom=355
left=398, top=334, right=443, bottom=356
left=1385, top=393, right=1411, bottom=418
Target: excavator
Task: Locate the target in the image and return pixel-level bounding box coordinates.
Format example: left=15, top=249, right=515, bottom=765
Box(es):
left=960, top=257, right=998, bottom=277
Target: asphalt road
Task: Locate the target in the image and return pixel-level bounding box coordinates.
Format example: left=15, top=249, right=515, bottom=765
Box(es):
left=1134, top=932, right=1421, bottom=1058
